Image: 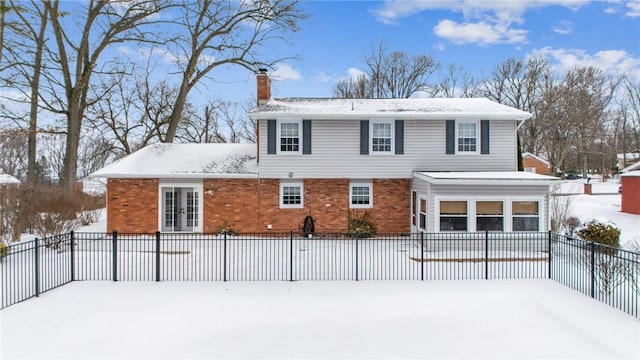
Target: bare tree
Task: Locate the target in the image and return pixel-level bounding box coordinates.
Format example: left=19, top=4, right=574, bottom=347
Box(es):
left=481, top=57, right=550, bottom=156
left=40, top=0, right=169, bottom=190
left=622, top=76, right=640, bottom=153
left=0, top=129, right=27, bottom=178
left=333, top=41, right=439, bottom=99
left=163, top=0, right=305, bottom=142
left=538, top=75, right=574, bottom=175
left=433, top=63, right=478, bottom=98
left=331, top=74, right=372, bottom=98
left=86, top=63, right=178, bottom=156
left=178, top=99, right=250, bottom=143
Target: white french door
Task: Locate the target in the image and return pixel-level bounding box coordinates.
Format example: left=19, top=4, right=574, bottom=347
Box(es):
left=161, top=186, right=200, bottom=232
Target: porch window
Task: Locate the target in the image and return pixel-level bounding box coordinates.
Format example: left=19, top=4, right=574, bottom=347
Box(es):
left=476, top=201, right=503, bottom=231
left=419, top=198, right=427, bottom=230
left=439, top=200, right=467, bottom=231
left=411, top=191, right=417, bottom=227
left=512, top=201, right=539, bottom=231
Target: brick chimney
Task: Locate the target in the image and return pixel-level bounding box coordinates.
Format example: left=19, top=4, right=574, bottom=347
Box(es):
left=257, top=68, right=271, bottom=105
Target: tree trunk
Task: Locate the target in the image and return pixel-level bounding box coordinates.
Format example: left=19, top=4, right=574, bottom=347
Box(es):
left=27, top=6, right=48, bottom=184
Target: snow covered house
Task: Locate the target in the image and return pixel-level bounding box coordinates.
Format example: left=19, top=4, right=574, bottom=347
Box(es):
left=0, top=174, right=20, bottom=187
left=92, top=71, right=558, bottom=234
left=522, top=152, right=550, bottom=175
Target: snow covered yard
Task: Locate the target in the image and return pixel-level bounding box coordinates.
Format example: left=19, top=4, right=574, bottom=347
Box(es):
left=1, top=280, right=639, bottom=359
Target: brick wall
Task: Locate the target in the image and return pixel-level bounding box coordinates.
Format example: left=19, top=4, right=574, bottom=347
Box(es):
left=107, top=178, right=411, bottom=233
left=621, top=175, right=640, bottom=215
left=107, top=178, right=159, bottom=233
left=523, top=157, right=550, bottom=175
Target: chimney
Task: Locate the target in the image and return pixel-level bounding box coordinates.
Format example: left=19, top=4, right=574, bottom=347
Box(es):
left=257, top=68, right=271, bottom=105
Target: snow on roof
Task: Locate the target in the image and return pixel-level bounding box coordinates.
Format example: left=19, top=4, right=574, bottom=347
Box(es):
left=0, top=174, right=20, bottom=184
left=616, top=152, right=640, bottom=160
left=621, top=170, right=640, bottom=177
left=414, top=171, right=559, bottom=185
left=249, top=97, right=532, bottom=121
left=522, top=152, right=550, bottom=166
left=621, top=160, right=640, bottom=173
left=91, top=143, right=258, bottom=179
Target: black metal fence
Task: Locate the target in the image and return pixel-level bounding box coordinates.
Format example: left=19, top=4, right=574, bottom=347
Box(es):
left=1, top=231, right=638, bottom=319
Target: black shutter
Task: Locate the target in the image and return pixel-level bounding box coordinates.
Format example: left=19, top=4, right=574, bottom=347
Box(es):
left=445, top=120, right=455, bottom=154
left=267, top=120, right=276, bottom=154
left=360, top=120, right=369, bottom=155
left=303, top=120, right=312, bottom=154
left=395, top=120, right=404, bottom=155
left=481, top=120, right=490, bottom=154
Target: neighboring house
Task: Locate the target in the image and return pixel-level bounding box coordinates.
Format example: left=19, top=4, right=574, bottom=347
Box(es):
left=522, top=153, right=550, bottom=175
left=621, top=160, right=640, bottom=173
left=92, top=71, right=558, bottom=234
left=617, top=152, right=640, bottom=171
left=0, top=174, right=20, bottom=187
left=620, top=171, right=640, bottom=215
left=76, top=176, right=107, bottom=195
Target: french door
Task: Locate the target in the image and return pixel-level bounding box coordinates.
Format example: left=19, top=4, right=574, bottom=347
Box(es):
left=161, top=186, right=199, bottom=232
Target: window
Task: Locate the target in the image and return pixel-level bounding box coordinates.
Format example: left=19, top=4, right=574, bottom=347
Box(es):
left=159, top=183, right=202, bottom=233
left=411, top=191, right=417, bottom=227
left=350, top=182, right=372, bottom=208
left=371, top=122, right=392, bottom=153
left=279, top=121, right=300, bottom=153
left=476, top=201, right=503, bottom=231
left=419, top=198, right=427, bottom=230
left=512, top=201, right=539, bottom=231
left=439, top=201, right=467, bottom=231
left=280, top=181, right=303, bottom=208
left=457, top=122, right=477, bottom=153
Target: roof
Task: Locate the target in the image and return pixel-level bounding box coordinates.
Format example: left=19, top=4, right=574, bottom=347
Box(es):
left=621, top=160, right=640, bottom=173
left=414, top=171, right=559, bottom=185
left=522, top=152, right=550, bottom=166
left=616, top=152, right=640, bottom=160
left=249, top=97, right=532, bottom=121
left=91, top=143, right=258, bottom=179
left=0, top=174, right=20, bottom=184
left=621, top=170, right=640, bottom=178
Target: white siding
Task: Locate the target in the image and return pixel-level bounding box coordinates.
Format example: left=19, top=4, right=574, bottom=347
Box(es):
left=258, top=119, right=517, bottom=179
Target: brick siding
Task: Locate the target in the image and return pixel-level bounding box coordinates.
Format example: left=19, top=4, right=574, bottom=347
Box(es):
left=108, top=178, right=410, bottom=233
left=523, top=157, right=550, bottom=175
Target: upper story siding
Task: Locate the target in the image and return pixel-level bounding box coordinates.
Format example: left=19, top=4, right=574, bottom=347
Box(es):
left=257, top=118, right=518, bottom=179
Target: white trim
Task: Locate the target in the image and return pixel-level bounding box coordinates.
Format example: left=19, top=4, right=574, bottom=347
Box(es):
left=276, top=119, right=302, bottom=155
left=157, top=181, right=204, bottom=233
left=455, top=119, right=480, bottom=155
left=434, top=196, right=544, bottom=232
left=280, top=180, right=304, bottom=208
left=369, top=120, right=394, bottom=155
left=349, top=181, right=373, bottom=209
left=413, top=171, right=559, bottom=186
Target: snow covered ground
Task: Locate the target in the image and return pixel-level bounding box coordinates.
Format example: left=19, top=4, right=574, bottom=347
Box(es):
left=1, top=178, right=638, bottom=359
left=2, top=280, right=639, bottom=359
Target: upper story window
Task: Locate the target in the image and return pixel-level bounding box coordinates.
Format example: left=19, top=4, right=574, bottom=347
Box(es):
left=371, top=121, right=393, bottom=153
left=457, top=121, right=477, bottom=153
left=279, top=121, right=301, bottom=153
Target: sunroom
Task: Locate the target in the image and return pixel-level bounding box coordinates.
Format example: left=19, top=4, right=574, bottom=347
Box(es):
left=410, top=172, right=559, bottom=233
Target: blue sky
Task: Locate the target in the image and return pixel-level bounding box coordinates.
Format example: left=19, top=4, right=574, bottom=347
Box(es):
left=202, top=0, right=639, bottom=105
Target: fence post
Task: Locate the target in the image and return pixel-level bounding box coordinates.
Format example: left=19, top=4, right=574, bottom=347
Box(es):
left=155, top=232, right=161, bottom=282
left=34, top=238, right=40, bottom=298
left=355, top=237, right=359, bottom=281
left=70, top=231, right=75, bottom=282
left=223, top=231, right=227, bottom=282
left=112, top=231, right=118, bottom=282
left=420, top=232, right=424, bottom=281
left=590, top=241, right=595, bottom=298
left=548, top=231, right=552, bottom=280
left=289, top=231, right=294, bottom=281
left=485, top=230, right=489, bottom=280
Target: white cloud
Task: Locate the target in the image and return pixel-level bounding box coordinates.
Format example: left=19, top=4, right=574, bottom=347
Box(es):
left=313, top=72, right=332, bottom=83
left=270, top=63, right=302, bottom=81
left=347, top=67, right=367, bottom=80
left=626, top=0, right=640, bottom=16
left=531, top=47, right=640, bottom=80
left=434, top=19, right=527, bottom=45
left=552, top=21, right=573, bottom=35
left=373, top=0, right=588, bottom=45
